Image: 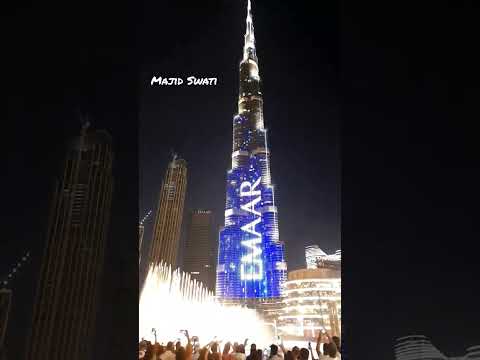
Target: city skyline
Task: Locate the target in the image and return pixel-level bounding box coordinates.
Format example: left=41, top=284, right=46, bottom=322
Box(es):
left=3, top=0, right=479, bottom=358
left=139, top=0, right=340, bottom=273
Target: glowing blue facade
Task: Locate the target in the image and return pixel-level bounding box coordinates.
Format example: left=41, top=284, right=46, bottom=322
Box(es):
left=216, top=0, right=287, bottom=301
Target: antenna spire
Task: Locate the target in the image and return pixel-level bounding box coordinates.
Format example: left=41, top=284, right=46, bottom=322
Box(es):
left=243, top=0, right=256, bottom=61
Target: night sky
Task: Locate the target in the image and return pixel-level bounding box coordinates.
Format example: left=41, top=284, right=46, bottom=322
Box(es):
left=3, top=0, right=479, bottom=359
left=341, top=0, right=479, bottom=357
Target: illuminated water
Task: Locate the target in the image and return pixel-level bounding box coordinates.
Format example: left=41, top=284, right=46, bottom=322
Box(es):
left=139, top=262, right=272, bottom=346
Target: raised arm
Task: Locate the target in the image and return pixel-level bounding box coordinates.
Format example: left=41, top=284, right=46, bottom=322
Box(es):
left=279, top=337, right=286, bottom=356
left=223, top=342, right=231, bottom=356
left=308, top=342, right=317, bottom=360
left=324, top=332, right=337, bottom=355
left=316, top=331, right=322, bottom=355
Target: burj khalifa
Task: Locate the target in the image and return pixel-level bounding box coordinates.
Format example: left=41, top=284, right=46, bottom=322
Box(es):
left=216, top=0, right=287, bottom=304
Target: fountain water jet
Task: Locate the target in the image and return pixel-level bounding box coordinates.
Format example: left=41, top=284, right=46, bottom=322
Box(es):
left=139, top=262, right=272, bottom=346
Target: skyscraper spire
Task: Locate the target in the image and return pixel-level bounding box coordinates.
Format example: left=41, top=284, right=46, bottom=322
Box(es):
left=243, top=0, right=256, bottom=62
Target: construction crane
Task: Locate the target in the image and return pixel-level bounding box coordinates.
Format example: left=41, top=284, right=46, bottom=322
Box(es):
left=139, top=211, right=153, bottom=265
left=139, top=210, right=153, bottom=226
left=1, top=250, right=31, bottom=289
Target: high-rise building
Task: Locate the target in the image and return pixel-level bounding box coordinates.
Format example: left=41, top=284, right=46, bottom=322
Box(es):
left=216, top=0, right=287, bottom=303
left=183, top=210, right=216, bottom=291
left=25, top=124, right=113, bottom=360
left=149, top=155, right=187, bottom=268
left=0, top=289, right=12, bottom=350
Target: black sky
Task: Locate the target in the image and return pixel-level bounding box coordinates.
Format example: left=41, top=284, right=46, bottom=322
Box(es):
left=139, top=0, right=340, bottom=272
left=341, top=0, right=480, bottom=357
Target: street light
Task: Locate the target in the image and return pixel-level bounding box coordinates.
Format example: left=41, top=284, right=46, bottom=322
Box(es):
left=152, top=328, right=157, bottom=343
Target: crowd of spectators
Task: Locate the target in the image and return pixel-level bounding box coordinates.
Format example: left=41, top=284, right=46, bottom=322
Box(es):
left=139, top=330, right=341, bottom=360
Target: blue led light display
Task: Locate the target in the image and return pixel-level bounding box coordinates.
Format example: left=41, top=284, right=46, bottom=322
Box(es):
left=216, top=117, right=286, bottom=300
left=216, top=0, right=286, bottom=301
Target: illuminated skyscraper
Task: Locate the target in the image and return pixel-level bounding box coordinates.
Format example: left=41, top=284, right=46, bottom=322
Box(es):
left=216, top=0, right=287, bottom=303
left=25, top=124, right=113, bottom=360
left=149, top=155, right=187, bottom=268
left=183, top=210, right=216, bottom=291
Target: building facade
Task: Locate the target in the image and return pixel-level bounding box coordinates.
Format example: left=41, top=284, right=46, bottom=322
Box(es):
left=395, top=335, right=447, bottom=360
left=183, top=210, right=216, bottom=291
left=25, top=125, right=113, bottom=360
left=149, top=155, right=187, bottom=268
left=466, top=346, right=480, bottom=360
left=394, top=335, right=480, bottom=360
left=277, top=268, right=341, bottom=341
left=305, top=245, right=328, bottom=269
left=216, top=0, right=287, bottom=303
